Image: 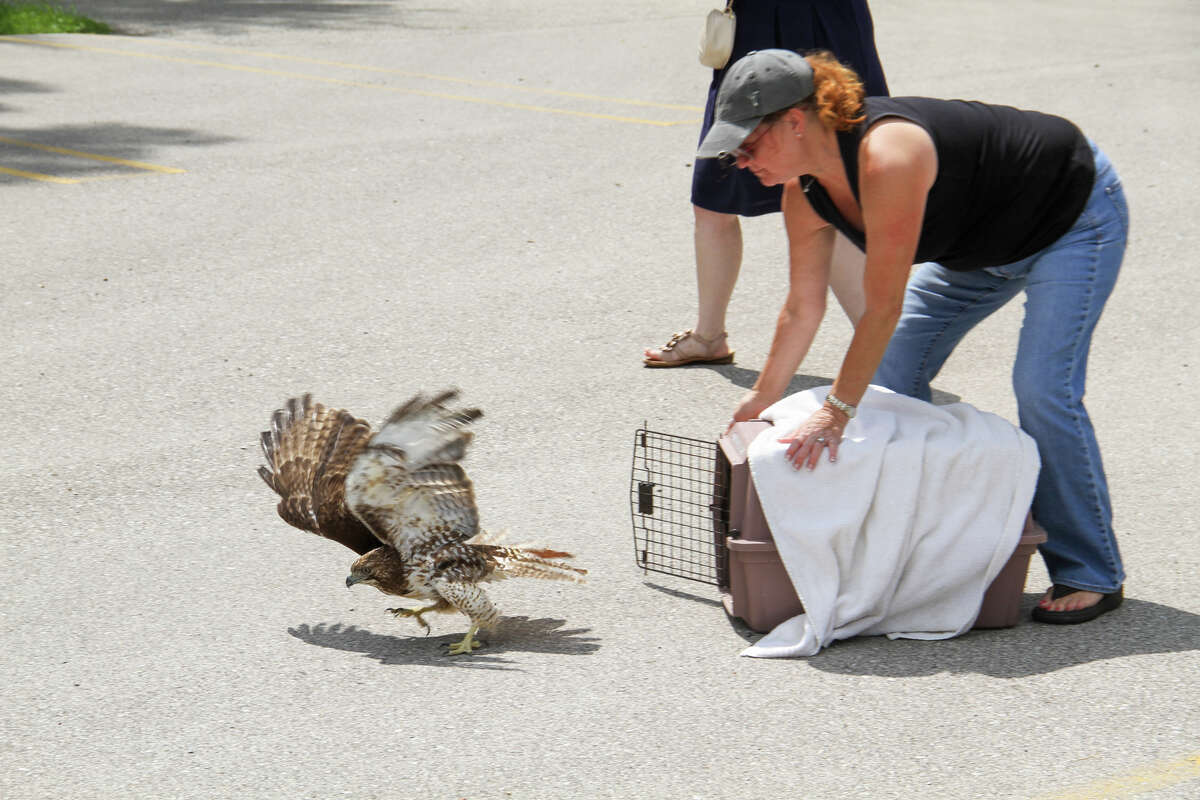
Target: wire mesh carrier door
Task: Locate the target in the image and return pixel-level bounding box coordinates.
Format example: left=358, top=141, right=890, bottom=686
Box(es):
left=629, top=427, right=730, bottom=588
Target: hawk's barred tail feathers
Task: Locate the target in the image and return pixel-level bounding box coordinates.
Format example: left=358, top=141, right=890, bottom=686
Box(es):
left=522, top=548, right=574, bottom=560
left=481, top=545, right=588, bottom=583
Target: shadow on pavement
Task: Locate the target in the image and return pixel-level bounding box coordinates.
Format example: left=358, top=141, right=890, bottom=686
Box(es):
left=700, top=364, right=964, bottom=406
left=795, top=596, right=1200, bottom=678
left=0, top=77, right=58, bottom=115
left=72, top=0, right=426, bottom=35
left=705, top=366, right=831, bottom=396
left=0, top=77, right=56, bottom=95
left=0, top=122, right=236, bottom=179
left=288, top=616, right=601, bottom=670
left=642, top=581, right=724, bottom=609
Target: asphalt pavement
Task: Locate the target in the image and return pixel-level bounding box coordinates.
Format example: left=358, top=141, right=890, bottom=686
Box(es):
left=2, top=2, right=1198, bottom=798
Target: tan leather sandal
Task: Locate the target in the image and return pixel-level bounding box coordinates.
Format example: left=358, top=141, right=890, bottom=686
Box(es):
left=643, top=329, right=735, bottom=367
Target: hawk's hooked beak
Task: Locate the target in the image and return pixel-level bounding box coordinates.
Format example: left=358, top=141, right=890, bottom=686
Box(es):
left=346, top=573, right=366, bottom=588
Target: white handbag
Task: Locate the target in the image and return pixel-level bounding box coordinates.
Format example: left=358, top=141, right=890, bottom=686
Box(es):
left=698, top=2, right=736, bottom=69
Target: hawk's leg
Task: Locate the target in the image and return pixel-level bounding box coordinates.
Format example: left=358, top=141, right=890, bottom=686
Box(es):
left=386, top=603, right=441, bottom=633
left=432, top=577, right=500, bottom=656
left=446, top=624, right=483, bottom=656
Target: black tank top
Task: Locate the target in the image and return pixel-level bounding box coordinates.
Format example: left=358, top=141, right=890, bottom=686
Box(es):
left=803, top=96, right=1096, bottom=271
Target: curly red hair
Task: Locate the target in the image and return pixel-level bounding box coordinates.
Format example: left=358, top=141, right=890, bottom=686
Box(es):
left=804, top=50, right=866, bottom=131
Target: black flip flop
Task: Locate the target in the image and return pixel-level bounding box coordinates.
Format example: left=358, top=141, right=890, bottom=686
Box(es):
left=1031, top=584, right=1123, bottom=625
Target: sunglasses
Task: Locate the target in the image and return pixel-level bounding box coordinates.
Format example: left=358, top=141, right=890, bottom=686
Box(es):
left=716, top=118, right=779, bottom=169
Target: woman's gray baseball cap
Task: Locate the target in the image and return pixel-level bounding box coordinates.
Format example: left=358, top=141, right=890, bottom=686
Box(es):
left=697, top=49, right=815, bottom=159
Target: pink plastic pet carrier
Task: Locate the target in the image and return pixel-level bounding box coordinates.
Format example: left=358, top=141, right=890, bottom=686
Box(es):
left=630, top=421, right=1046, bottom=633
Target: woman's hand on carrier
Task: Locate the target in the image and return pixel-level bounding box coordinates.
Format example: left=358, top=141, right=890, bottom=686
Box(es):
left=727, top=389, right=778, bottom=432
left=777, top=406, right=846, bottom=470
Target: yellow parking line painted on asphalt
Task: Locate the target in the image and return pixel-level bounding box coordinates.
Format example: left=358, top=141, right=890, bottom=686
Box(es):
left=1034, top=753, right=1200, bottom=800
left=73, top=171, right=183, bottom=183
left=0, top=165, right=79, bottom=183
left=1, top=37, right=699, bottom=127
left=0, top=136, right=186, bottom=174
left=142, top=38, right=705, bottom=112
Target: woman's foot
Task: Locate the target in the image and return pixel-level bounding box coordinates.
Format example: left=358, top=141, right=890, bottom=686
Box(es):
left=1031, top=584, right=1123, bottom=624
left=643, top=329, right=734, bottom=367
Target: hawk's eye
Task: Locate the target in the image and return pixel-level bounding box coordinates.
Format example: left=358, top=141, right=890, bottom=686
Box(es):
left=436, top=560, right=453, bottom=571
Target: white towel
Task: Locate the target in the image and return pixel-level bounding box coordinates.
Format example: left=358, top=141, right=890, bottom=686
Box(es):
left=742, top=386, right=1040, bottom=658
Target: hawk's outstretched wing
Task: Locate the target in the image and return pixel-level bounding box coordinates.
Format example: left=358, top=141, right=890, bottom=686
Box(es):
left=258, top=394, right=383, bottom=555
left=344, top=390, right=483, bottom=559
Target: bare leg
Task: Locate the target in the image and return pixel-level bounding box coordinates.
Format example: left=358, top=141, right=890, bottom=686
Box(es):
left=828, top=232, right=866, bottom=325
left=644, top=206, right=739, bottom=364
left=693, top=205, right=743, bottom=341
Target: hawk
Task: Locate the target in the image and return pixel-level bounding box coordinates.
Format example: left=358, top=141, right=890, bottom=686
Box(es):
left=257, top=390, right=586, bottom=655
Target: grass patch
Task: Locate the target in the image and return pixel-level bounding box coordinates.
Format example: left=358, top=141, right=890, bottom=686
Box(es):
left=0, top=2, right=111, bottom=34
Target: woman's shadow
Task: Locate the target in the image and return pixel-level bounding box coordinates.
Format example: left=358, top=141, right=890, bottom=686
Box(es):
left=728, top=594, right=1200, bottom=677
left=705, top=363, right=962, bottom=406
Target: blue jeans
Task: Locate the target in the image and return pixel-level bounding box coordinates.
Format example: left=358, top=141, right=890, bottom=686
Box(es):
left=874, top=142, right=1129, bottom=593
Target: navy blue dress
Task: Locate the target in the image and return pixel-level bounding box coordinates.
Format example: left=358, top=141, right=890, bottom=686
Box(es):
left=692, top=0, right=889, bottom=216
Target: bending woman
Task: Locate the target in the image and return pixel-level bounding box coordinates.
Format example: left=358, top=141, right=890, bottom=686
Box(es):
left=704, top=49, right=1127, bottom=625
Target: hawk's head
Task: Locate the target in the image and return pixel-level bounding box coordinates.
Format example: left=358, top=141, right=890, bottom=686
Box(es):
left=346, top=546, right=410, bottom=596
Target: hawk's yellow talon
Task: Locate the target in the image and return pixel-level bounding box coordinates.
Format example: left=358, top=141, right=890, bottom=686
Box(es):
left=387, top=604, right=438, bottom=632
left=445, top=625, right=483, bottom=655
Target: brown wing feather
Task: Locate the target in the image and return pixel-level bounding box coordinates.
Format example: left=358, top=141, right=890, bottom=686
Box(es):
left=258, top=394, right=383, bottom=555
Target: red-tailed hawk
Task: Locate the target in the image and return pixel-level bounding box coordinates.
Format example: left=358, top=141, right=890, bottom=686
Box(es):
left=257, top=390, right=586, bottom=655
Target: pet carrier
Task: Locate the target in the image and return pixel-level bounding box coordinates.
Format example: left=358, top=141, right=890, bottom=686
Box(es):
left=630, top=420, right=1046, bottom=633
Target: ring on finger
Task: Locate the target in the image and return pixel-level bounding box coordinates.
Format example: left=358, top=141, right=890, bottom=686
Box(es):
left=816, top=436, right=826, bottom=443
